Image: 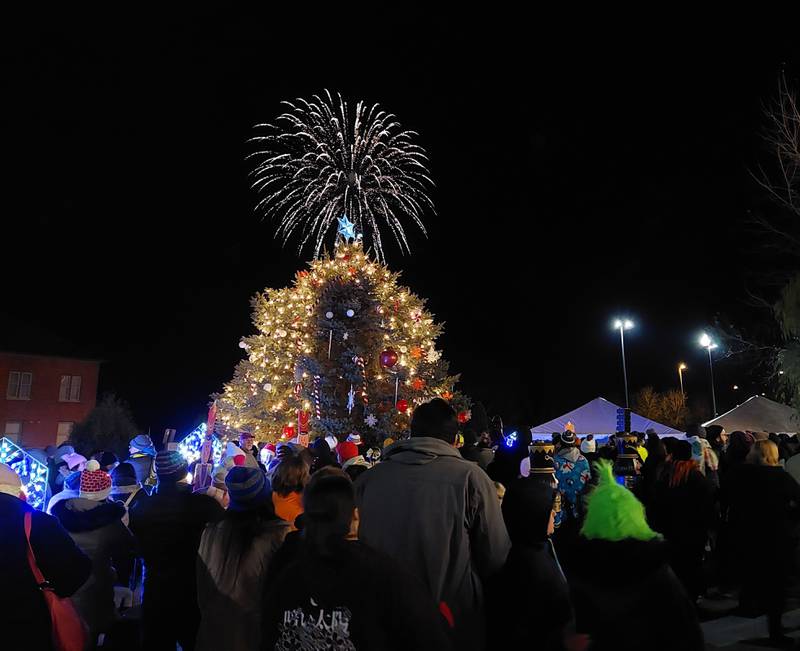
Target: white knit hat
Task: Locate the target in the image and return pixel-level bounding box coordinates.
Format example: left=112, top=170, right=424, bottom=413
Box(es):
left=0, top=462, right=22, bottom=498
left=347, top=433, right=362, bottom=445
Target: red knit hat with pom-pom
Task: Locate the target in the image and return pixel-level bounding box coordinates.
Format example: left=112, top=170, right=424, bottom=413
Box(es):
left=79, top=459, right=112, bottom=501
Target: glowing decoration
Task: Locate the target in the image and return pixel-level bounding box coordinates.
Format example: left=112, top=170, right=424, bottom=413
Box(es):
left=282, top=425, right=296, bottom=439
left=379, top=348, right=399, bottom=369
left=427, top=347, right=441, bottom=363
left=353, top=355, right=369, bottom=405
left=264, top=383, right=272, bottom=392
left=177, top=423, right=224, bottom=467
left=346, top=309, right=355, bottom=318
left=337, top=215, right=358, bottom=242
left=396, top=399, right=409, bottom=413
left=504, top=431, right=518, bottom=448
left=457, top=410, right=471, bottom=424
left=365, top=413, right=378, bottom=428
left=0, top=437, right=49, bottom=511
left=411, top=377, right=426, bottom=391
left=347, top=385, right=356, bottom=414
left=249, top=90, right=434, bottom=262
left=410, top=346, right=424, bottom=359
left=325, top=311, right=334, bottom=319
left=441, top=390, right=454, bottom=401
left=239, top=341, right=249, bottom=349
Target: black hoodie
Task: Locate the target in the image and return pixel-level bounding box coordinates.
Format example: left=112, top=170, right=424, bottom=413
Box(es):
left=569, top=538, right=703, bottom=651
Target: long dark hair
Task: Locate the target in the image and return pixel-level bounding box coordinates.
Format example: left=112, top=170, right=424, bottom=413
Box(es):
left=302, top=471, right=354, bottom=559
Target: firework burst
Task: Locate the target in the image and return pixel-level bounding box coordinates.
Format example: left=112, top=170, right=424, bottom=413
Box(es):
left=249, top=90, right=434, bottom=261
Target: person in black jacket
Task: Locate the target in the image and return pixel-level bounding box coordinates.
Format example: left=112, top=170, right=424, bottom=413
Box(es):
left=570, top=460, right=703, bottom=651
left=129, top=450, right=224, bottom=651
left=487, top=478, right=572, bottom=650
left=647, top=440, right=714, bottom=602
left=722, top=439, right=800, bottom=643
left=263, top=470, right=451, bottom=651
left=0, top=462, right=92, bottom=651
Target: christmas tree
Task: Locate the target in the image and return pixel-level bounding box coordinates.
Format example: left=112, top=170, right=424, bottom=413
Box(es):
left=217, top=222, right=468, bottom=443
left=217, top=91, right=469, bottom=442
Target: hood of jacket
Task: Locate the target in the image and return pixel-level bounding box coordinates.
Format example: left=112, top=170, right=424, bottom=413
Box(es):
left=556, top=446, right=583, bottom=463
left=381, top=436, right=463, bottom=466
left=52, top=497, right=126, bottom=532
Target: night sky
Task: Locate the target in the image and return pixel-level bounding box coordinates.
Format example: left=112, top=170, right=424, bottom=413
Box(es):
left=3, top=11, right=799, bottom=435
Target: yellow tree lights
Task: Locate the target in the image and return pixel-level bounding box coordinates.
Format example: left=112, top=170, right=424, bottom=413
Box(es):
left=217, top=239, right=467, bottom=443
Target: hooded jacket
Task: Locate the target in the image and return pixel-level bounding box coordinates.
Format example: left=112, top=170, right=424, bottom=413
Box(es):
left=554, top=446, right=591, bottom=520
left=51, top=497, right=134, bottom=634
left=355, top=436, right=510, bottom=651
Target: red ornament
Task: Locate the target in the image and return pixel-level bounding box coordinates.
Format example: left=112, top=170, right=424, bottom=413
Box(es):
left=343, top=254, right=351, bottom=261
left=298, top=410, right=310, bottom=433
left=348, top=266, right=356, bottom=275
left=379, top=348, right=399, bottom=368
left=457, top=411, right=470, bottom=424
left=441, top=390, right=454, bottom=401
left=282, top=425, right=296, bottom=439
left=410, top=346, right=424, bottom=359
left=411, top=377, right=426, bottom=391
left=396, top=399, right=409, bottom=413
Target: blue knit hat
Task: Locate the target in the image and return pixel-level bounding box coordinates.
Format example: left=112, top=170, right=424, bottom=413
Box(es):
left=154, top=450, right=187, bottom=480
left=225, top=466, right=270, bottom=511
left=130, top=434, right=155, bottom=456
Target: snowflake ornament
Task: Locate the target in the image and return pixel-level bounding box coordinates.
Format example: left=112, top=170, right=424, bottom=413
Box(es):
left=365, top=413, right=378, bottom=427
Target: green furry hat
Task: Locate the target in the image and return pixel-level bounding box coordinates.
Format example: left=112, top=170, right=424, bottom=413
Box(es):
left=581, top=460, right=659, bottom=541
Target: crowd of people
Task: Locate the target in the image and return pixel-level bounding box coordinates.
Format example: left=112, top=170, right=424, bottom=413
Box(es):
left=3, top=399, right=800, bottom=650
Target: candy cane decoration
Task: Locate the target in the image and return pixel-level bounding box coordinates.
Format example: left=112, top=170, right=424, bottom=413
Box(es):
left=353, top=355, right=369, bottom=405
left=312, top=375, right=321, bottom=419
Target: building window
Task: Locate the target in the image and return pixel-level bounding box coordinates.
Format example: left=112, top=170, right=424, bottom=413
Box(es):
left=59, top=375, right=82, bottom=402
left=7, top=371, right=32, bottom=400
left=4, top=421, right=22, bottom=444
left=56, top=422, right=73, bottom=445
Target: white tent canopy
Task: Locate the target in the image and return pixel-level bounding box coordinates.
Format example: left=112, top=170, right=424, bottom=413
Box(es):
left=529, top=396, right=685, bottom=440
left=702, top=395, right=799, bottom=434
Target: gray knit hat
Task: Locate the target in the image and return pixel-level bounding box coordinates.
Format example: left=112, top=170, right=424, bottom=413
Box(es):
left=154, top=450, right=188, bottom=480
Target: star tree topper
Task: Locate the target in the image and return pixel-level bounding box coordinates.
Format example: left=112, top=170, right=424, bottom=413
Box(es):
left=337, top=215, right=358, bottom=242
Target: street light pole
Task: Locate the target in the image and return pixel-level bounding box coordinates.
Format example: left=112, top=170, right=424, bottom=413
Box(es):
left=614, top=319, right=634, bottom=408
left=699, top=333, right=718, bottom=417
left=678, top=363, right=687, bottom=402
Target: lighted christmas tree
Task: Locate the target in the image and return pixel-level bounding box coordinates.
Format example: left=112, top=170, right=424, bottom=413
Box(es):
left=216, top=91, right=469, bottom=442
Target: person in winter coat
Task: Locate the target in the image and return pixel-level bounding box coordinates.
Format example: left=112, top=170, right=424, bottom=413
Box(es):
left=1, top=463, right=92, bottom=651
left=238, top=431, right=267, bottom=472
left=487, top=477, right=573, bottom=651
left=263, top=471, right=452, bottom=651
left=196, top=466, right=289, bottom=651
left=721, top=439, right=800, bottom=643
left=636, top=433, right=667, bottom=510
left=271, top=453, right=309, bottom=530
left=125, top=434, right=156, bottom=489
left=460, top=402, right=494, bottom=470
left=570, top=460, right=704, bottom=651
left=553, top=431, right=591, bottom=524
left=128, top=450, right=224, bottom=651
left=308, top=436, right=339, bottom=475
left=50, top=460, right=135, bottom=644
left=647, top=440, right=714, bottom=601
left=355, top=398, right=511, bottom=651
left=110, top=461, right=149, bottom=523
left=720, top=430, right=754, bottom=480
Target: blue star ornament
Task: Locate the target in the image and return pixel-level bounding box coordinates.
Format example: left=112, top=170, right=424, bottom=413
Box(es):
left=337, top=215, right=357, bottom=242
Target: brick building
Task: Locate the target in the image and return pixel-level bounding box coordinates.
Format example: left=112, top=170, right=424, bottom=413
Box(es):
left=0, top=351, right=100, bottom=448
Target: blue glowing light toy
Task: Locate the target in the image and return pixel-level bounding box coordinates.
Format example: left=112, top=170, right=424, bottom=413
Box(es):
left=176, top=424, right=223, bottom=466
left=504, top=431, right=518, bottom=448
left=0, top=437, right=49, bottom=510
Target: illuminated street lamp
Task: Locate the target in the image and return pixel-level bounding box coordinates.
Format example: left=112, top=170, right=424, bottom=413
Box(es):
left=699, top=333, right=718, bottom=417
left=613, top=319, right=635, bottom=408
left=678, top=363, right=687, bottom=400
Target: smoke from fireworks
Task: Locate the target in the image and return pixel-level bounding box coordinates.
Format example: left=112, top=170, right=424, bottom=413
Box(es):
left=249, top=90, right=434, bottom=261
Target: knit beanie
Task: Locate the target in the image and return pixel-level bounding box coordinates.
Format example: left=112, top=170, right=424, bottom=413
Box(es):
left=154, top=450, right=188, bottom=481
left=336, top=441, right=359, bottom=464
left=225, top=466, right=270, bottom=511
left=130, top=434, right=156, bottom=456
left=98, top=451, right=119, bottom=471
left=559, top=431, right=577, bottom=447
left=0, top=462, right=22, bottom=498
left=581, top=460, right=658, bottom=541
left=111, top=462, right=138, bottom=488
left=79, top=460, right=113, bottom=501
